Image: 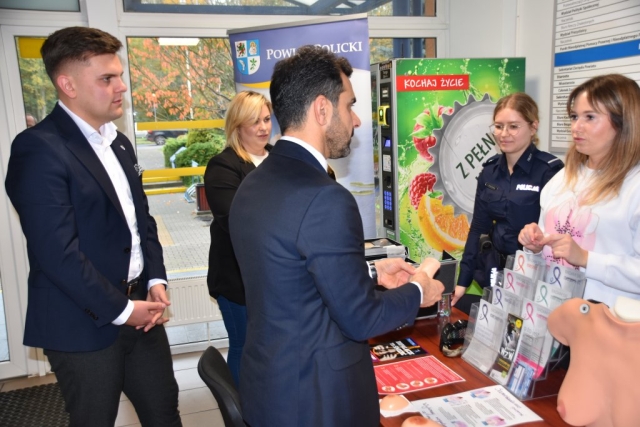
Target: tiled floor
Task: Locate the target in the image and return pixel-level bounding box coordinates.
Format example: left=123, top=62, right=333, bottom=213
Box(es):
left=0, top=349, right=227, bottom=427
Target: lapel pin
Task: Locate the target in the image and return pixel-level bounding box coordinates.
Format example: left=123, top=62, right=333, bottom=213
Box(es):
left=120, top=145, right=125, bottom=150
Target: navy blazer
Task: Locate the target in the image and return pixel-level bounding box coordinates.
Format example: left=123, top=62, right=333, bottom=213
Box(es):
left=5, top=104, right=167, bottom=352
left=230, top=140, right=421, bottom=427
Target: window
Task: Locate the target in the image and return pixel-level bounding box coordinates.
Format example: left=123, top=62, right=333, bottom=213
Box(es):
left=1, top=0, right=446, bottom=357
left=370, top=37, right=437, bottom=64
left=15, top=37, right=57, bottom=128
left=0, top=0, right=79, bottom=12
left=126, top=36, right=233, bottom=278
left=124, top=0, right=436, bottom=17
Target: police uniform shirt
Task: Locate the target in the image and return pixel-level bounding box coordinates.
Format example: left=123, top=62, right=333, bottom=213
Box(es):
left=458, top=143, right=564, bottom=288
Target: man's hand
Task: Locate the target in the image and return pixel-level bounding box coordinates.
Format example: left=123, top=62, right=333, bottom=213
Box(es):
left=374, top=258, right=416, bottom=289
left=410, top=258, right=444, bottom=307
left=139, top=285, right=172, bottom=332
left=125, top=300, right=167, bottom=330
left=518, top=223, right=545, bottom=253
left=451, top=285, right=467, bottom=306
left=540, top=233, right=588, bottom=267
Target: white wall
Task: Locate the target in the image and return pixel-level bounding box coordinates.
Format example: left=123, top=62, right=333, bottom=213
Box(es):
left=448, top=0, right=556, bottom=153
left=449, top=0, right=516, bottom=58
left=517, top=0, right=556, bottom=154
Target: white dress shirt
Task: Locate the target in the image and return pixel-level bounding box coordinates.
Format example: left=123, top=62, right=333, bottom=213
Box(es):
left=58, top=101, right=166, bottom=324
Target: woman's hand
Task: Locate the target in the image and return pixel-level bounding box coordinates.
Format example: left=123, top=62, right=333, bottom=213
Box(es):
left=451, top=285, right=467, bottom=306
left=540, top=233, right=588, bottom=267
left=518, top=223, right=545, bottom=253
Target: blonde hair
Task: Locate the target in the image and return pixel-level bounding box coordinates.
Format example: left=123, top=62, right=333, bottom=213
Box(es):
left=225, top=91, right=272, bottom=163
left=493, top=92, right=540, bottom=145
left=564, top=74, right=640, bottom=205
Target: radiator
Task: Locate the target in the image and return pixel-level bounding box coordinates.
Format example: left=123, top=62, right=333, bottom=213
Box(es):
left=164, top=276, right=222, bottom=326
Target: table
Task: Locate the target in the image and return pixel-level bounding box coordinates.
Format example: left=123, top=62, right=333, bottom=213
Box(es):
left=374, top=309, right=570, bottom=427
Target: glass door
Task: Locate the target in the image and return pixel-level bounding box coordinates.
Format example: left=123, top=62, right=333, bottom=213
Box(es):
left=0, top=25, right=64, bottom=380
left=0, top=277, right=7, bottom=363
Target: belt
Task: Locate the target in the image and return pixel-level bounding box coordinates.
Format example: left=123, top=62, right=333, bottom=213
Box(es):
left=126, top=276, right=141, bottom=298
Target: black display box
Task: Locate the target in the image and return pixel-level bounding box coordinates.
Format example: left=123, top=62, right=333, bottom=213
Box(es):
left=365, top=238, right=458, bottom=319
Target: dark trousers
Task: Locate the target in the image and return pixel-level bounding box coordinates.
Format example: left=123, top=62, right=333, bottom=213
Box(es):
left=216, top=295, right=247, bottom=387
left=45, top=324, right=181, bottom=427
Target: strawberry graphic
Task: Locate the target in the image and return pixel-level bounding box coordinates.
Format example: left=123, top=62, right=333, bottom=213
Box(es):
left=411, top=105, right=452, bottom=162
left=409, top=173, right=437, bottom=209
left=412, top=126, right=436, bottom=162
left=437, top=106, right=453, bottom=116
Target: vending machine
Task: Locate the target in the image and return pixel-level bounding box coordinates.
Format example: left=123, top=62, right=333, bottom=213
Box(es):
left=371, top=58, right=526, bottom=263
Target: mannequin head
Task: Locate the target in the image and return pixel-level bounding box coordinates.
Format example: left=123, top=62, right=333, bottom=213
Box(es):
left=548, top=298, right=640, bottom=426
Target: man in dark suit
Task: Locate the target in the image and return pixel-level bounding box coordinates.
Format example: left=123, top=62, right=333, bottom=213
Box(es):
left=229, top=45, right=445, bottom=427
left=4, top=27, right=181, bottom=427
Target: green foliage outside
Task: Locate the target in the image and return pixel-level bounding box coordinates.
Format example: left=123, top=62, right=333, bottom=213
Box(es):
left=162, top=127, right=225, bottom=184
left=17, top=55, right=57, bottom=123
left=161, top=128, right=226, bottom=184
left=162, top=139, right=186, bottom=168
left=186, top=128, right=225, bottom=149
left=176, top=142, right=222, bottom=168
left=175, top=141, right=224, bottom=185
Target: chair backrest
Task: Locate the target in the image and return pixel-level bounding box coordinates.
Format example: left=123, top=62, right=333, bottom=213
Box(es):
left=197, top=346, right=245, bottom=427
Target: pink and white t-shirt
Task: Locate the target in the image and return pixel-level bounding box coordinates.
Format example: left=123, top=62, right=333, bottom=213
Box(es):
left=537, top=165, right=640, bottom=307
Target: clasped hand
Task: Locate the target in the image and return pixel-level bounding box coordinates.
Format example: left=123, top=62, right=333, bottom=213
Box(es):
left=125, top=285, right=172, bottom=332
left=518, top=222, right=588, bottom=267
left=373, top=257, right=444, bottom=307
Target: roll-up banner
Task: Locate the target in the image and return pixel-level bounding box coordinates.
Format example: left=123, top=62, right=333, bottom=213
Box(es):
left=228, top=15, right=376, bottom=238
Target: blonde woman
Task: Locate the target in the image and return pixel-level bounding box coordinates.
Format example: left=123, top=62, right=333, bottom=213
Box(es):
left=204, top=91, right=272, bottom=385
left=519, top=74, right=640, bottom=307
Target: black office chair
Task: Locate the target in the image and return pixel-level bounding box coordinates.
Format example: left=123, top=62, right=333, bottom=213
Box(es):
left=197, top=346, right=246, bottom=427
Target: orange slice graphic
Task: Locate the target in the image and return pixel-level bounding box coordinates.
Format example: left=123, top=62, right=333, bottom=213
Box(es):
left=417, top=196, right=469, bottom=252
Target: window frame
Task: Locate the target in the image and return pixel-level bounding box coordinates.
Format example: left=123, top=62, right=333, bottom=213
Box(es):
left=0, top=0, right=451, bottom=369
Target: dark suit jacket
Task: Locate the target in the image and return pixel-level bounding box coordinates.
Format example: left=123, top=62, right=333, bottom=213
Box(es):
left=5, top=104, right=167, bottom=352
left=204, top=146, right=258, bottom=304
left=229, top=139, right=421, bottom=427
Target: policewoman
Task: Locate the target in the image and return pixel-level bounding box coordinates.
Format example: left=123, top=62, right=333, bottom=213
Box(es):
left=452, top=92, right=564, bottom=314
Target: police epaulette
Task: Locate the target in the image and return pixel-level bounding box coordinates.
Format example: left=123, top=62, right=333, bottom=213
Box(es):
left=535, top=151, right=560, bottom=164
left=482, top=154, right=500, bottom=167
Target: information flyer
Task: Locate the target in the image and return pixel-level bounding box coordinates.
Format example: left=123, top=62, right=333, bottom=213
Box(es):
left=374, top=356, right=465, bottom=395
left=370, top=337, right=427, bottom=362
left=412, top=385, right=542, bottom=427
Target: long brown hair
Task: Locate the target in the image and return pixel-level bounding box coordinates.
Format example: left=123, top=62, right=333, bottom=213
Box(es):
left=564, top=74, right=640, bottom=205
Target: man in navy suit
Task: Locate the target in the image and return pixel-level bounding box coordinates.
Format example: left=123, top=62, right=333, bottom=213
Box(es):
left=229, top=45, right=445, bottom=427
left=5, top=27, right=181, bottom=427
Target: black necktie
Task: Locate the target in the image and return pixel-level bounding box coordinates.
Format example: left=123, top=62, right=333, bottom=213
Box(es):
left=327, top=165, right=336, bottom=180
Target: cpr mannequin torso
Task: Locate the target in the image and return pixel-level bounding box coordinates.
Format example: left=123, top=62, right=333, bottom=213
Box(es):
left=548, top=297, right=640, bottom=427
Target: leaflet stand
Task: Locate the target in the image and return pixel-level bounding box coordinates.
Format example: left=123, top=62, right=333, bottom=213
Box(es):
left=461, top=301, right=568, bottom=401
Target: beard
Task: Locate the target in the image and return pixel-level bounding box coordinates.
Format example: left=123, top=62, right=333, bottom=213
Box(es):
left=326, top=110, right=353, bottom=159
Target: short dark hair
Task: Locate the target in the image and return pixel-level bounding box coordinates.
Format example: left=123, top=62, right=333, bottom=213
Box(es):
left=269, top=45, right=352, bottom=134
left=41, top=26, right=122, bottom=83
